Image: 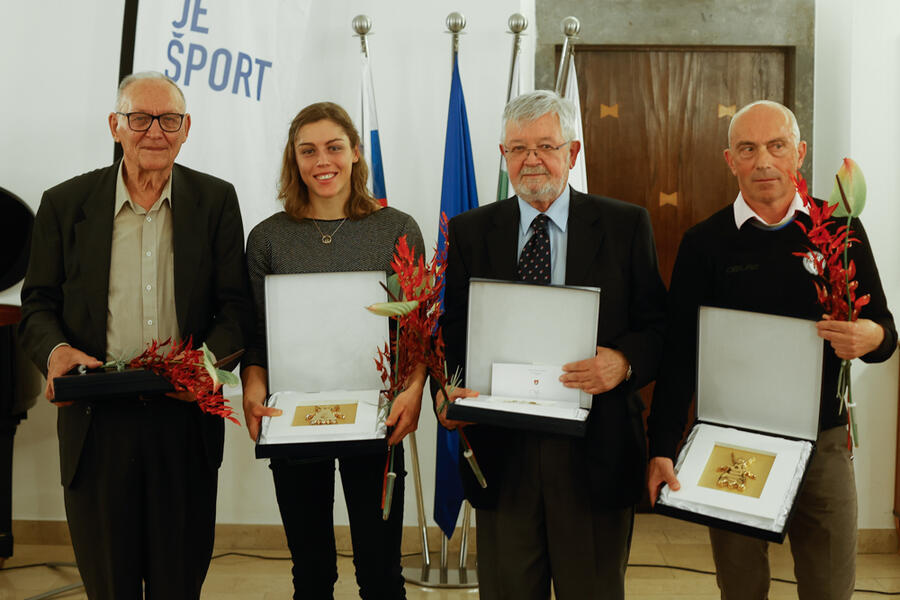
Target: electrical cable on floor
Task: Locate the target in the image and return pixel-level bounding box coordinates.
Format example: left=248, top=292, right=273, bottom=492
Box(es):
left=628, top=563, right=900, bottom=595
left=3, top=558, right=898, bottom=595
left=0, top=561, right=77, bottom=572
left=209, top=549, right=422, bottom=560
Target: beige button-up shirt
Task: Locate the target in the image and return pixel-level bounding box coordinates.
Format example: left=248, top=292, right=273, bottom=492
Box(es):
left=105, top=163, right=180, bottom=361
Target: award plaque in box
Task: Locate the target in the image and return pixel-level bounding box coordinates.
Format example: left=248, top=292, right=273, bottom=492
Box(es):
left=255, top=271, right=390, bottom=459
left=654, top=306, right=823, bottom=542
left=445, top=278, right=600, bottom=436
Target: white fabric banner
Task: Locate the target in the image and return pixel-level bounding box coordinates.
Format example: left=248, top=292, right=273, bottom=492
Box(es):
left=564, top=53, right=588, bottom=193
left=132, top=0, right=535, bottom=248
left=134, top=0, right=331, bottom=233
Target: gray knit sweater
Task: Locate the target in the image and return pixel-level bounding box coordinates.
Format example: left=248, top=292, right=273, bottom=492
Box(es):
left=244, top=207, right=425, bottom=369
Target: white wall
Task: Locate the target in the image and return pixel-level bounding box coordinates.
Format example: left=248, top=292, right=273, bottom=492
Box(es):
left=814, top=0, right=900, bottom=529
left=2, top=0, right=536, bottom=528
left=1, top=0, right=125, bottom=521
left=5, top=0, right=897, bottom=534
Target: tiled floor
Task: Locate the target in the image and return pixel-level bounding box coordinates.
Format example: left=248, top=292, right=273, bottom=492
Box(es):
left=1, top=516, right=898, bottom=599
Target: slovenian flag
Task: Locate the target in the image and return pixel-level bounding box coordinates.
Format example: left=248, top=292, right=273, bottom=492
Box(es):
left=563, top=53, right=588, bottom=193
left=360, top=52, right=387, bottom=206
left=434, top=55, right=479, bottom=540
left=497, top=42, right=521, bottom=202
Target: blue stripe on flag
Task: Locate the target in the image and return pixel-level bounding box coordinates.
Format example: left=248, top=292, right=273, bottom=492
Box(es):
left=434, top=56, right=479, bottom=540
left=369, top=129, right=386, bottom=203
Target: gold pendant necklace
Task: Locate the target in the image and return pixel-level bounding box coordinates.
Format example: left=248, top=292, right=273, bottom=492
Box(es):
left=311, top=217, right=347, bottom=244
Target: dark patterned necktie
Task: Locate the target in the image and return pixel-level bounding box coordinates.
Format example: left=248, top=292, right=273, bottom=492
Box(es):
left=516, top=214, right=551, bottom=284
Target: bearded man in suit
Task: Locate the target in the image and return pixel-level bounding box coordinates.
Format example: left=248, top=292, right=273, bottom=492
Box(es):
left=19, top=71, right=251, bottom=599
left=435, top=90, right=667, bottom=600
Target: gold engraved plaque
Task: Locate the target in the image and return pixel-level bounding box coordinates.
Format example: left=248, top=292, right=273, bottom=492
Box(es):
left=697, top=444, right=775, bottom=498
left=292, top=403, right=359, bottom=427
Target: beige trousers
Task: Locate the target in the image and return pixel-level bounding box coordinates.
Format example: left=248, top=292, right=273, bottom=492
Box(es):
left=709, top=426, right=857, bottom=600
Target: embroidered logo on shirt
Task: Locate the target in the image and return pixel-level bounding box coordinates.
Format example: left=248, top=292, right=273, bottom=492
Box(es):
left=725, top=264, right=760, bottom=274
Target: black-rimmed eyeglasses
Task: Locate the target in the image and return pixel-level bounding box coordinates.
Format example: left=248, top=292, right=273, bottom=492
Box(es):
left=116, top=112, right=185, bottom=132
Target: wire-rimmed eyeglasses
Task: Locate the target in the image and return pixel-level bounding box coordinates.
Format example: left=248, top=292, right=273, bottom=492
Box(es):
left=502, top=141, right=570, bottom=160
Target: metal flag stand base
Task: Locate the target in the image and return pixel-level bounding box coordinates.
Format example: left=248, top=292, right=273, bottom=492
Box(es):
left=22, top=563, right=83, bottom=600
left=401, top=501, right=477, bottom=588
left=400, top=428, right=478, bottom=589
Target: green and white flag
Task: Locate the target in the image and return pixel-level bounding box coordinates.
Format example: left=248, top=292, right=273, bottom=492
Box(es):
left=497, top=45, right=522, bottom=202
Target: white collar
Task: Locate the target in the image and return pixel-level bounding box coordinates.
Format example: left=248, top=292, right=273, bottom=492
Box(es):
left=732, top=191, right=808, bottom=229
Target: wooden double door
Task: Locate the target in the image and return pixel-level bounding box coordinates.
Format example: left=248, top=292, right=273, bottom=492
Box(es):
left=568, top=45, right=792, bottom=285
left=564, top=45, right=794, bottom=463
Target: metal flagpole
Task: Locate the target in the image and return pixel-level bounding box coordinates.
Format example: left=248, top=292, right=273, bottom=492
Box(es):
left=352, top=14, right=370, bottom=57
left=352, top=13, right=434, bottom=575
left=400, top=14, right=478, bottom=591
left=554, top=16, right=581, bottom=95
left=505, top=13, right=527, bottom=102
left=497, top=13, right=528, bottom=202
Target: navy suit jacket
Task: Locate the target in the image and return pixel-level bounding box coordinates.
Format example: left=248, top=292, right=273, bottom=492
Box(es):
left=19, top=161, right=252, bottom=486
left=439, top=188, right=667, bottom=508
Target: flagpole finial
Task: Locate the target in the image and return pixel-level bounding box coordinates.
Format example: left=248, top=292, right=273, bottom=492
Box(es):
left=508, top=13, right=528, bottom=34
left=562, top=16, right=581, bottom=37
left=352, top=14, right=372, bottom=36
left=446, top=12, right=466, bottom=33
left=352, top=15, right=372, bottom=57
left=446, top=12, right=466, bottom=57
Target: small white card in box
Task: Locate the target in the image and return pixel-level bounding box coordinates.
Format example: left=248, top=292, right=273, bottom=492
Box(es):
left=655, top=306, right=823, bottom=542
left=445, top=279, right=600, bottom=436
left=255, top=271, right=389, bottom=458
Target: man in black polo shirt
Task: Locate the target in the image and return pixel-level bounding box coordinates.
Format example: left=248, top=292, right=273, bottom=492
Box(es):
left=646, top=100, right=896, bottom=600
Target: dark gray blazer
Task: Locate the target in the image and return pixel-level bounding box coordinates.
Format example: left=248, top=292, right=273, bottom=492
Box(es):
left=439, top=188, right=667, bottom=509
left=19, top=161, right=252, bottom=486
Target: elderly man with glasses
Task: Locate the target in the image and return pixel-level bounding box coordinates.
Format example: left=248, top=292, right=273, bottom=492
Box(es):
left=434, top=90, right=667, bottom=599
left=19, top=71, right=252, bottom=599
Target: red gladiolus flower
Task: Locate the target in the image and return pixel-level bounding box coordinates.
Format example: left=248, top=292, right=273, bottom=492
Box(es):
left=790, top=168, right=869, bottom=448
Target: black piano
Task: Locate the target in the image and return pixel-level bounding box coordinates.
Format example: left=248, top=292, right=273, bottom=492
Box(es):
left=0, top=186, right=36, bottom=560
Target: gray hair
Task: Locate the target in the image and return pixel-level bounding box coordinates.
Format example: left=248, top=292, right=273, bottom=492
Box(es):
left=115, top=71, right=186, bottom=112
left=728, top=100, right=800, bottom=147
left=502, top=90, right=578, bottom=143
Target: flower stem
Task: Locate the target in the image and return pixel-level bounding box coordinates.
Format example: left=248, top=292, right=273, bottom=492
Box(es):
left=456, top=427, right=487, bottom=489
left=438, top=383, right=487, bottom=489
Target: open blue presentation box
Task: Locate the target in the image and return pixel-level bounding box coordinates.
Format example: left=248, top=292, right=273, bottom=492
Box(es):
left=655, top=306, right=823, bottom=542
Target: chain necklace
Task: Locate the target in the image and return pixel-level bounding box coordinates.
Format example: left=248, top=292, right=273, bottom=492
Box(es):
left=311, top=217, right=347, bottom=244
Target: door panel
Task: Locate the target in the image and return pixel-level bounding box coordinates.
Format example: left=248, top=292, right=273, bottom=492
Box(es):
left=569, top=45, right=790, bottom=284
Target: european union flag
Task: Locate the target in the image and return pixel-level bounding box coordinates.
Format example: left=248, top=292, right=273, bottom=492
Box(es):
left=434, top=55, right=478, bottom=539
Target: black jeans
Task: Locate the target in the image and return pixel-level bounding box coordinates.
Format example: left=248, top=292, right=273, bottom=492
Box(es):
left=270, top=445, right=406, bottom=600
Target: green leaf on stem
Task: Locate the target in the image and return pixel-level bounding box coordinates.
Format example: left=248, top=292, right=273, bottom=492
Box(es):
left=366, top=300, right=419, bottom=317
left=201, top=343, right=238, bottom=388
left=385, top=273, right=402, bottom=302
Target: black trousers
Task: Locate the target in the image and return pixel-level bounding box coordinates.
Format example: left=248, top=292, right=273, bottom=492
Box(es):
left=270, top=444, right=406, bottom=600
left=63, top=398, right=218, bottom=600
